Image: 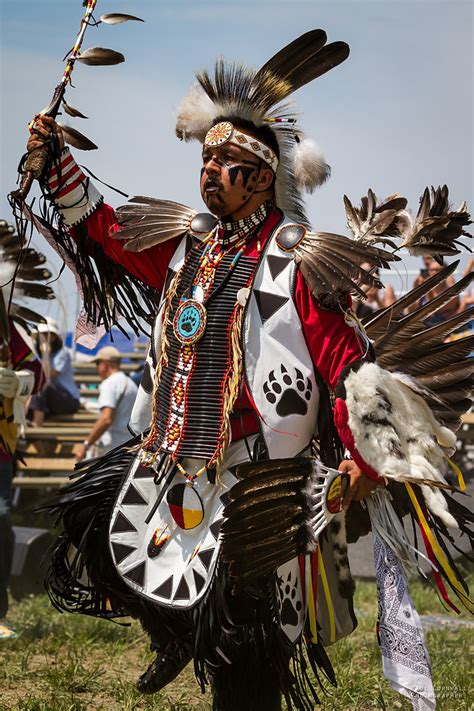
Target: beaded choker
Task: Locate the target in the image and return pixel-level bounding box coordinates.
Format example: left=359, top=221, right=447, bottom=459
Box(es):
left=217, top=201, right=274, bottom=244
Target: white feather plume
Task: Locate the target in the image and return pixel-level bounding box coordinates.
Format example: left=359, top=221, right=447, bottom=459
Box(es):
left=175, top=84, right=215, bottom=142
left=293, top=138, right=330, bottom=193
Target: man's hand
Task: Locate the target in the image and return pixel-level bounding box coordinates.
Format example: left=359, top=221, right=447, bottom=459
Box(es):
left=75, top=443, right=88, bottom=462
left=27, top=115, right=64, bottom=153
left=0, top=367, right=19, bottom=398
left=338, top=459, right=380, bottom=511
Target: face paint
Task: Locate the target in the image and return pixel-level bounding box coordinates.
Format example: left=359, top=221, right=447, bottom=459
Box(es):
left=227, top=164, right=259, bottom=188
left=200, top=143, right=271, bottom=217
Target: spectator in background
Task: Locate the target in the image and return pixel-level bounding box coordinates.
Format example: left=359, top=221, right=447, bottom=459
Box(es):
left=75, top=346, right=138, bottom=462
left=354, top=262, right=396, bottom=319
left=421, top=260, right=459, bottom=326
left=457, top=257, right=474, bottom=321
left=462, top=255, right=474, bottom=278
left=29, top=318, right=80, bottom=426
left=411, top=255, right=435, bottom=289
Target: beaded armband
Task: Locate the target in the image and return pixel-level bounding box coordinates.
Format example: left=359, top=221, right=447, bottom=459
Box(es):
left=47, top=148, right=102, bottom=226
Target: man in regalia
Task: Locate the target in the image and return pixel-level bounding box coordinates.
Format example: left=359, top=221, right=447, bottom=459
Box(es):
left=23, top=30, right=473, bottom=711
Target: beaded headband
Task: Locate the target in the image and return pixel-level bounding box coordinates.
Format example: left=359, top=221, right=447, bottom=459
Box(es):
left=204, top=121, right=279, bottom=172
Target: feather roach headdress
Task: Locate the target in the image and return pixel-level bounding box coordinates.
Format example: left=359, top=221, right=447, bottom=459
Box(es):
left=175, top=30, right=350, bottom=224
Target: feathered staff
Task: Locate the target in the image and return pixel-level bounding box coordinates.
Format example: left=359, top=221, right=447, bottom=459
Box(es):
left=7, top=1, right=152, bottom=337
left=10, top=0, right=142, bottom=205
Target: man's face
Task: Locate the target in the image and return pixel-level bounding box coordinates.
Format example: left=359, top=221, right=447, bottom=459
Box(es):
left=200, top=141, right=265, bottom=218
left=96, top=360, right=109, bottom=381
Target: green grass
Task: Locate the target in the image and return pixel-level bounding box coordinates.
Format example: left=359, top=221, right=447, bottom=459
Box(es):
left=0, top=575, right=472, bottom=710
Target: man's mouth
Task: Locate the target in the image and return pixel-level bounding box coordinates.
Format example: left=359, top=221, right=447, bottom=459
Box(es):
left=204, top=179, right=222, bottom=194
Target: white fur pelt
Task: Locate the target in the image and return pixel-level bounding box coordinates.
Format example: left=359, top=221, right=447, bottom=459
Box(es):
left=344, top=362, right=458, bottom=528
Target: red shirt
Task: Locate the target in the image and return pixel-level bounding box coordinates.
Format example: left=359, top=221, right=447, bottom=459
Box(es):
left=76, top=204, right=365, bottom=440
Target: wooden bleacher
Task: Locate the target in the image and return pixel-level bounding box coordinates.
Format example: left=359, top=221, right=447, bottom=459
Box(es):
left=12, top=340, right=473, bottom=491
left=14, top=411, right=474, bottom=490
left=12, top=347, right=146, bottom=490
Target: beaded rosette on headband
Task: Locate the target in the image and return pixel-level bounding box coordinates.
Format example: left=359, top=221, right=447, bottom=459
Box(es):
left=175, top=30, right=350, bottom=224
left=204, top=121, right=279, bottom=172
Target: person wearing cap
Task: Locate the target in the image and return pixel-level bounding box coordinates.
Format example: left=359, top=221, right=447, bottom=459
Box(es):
left=29, top=317, right=80, bottom=426
left=24, top=31, right=473, bottom=711
left=75, top=346, right=138, bottom=462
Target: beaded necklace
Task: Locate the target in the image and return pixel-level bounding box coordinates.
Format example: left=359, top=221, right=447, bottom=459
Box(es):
left=146, top=204, right=272, bottom=530
left=172, top=212, right=266, bottom=346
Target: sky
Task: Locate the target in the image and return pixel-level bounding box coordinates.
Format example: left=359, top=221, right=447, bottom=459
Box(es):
left=0, top=0, right=473, bottom=334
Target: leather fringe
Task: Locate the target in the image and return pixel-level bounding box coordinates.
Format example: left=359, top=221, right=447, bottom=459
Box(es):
left=43, top=438, right=140, bottom=619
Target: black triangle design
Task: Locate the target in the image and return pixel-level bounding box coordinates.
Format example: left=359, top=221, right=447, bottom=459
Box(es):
left=122, top=483, right=148, bottom=506
left=193, top=569, right=206, bottom=595
left=111, top=511, right=137, bottom=534
left=267, top=255, right=290, bottom=281
left=174, top=575, right=190, bottom=601
left=124, top=560, right=146, bottom=587
left=134, top=464, right=155, bottom=479
left=253, top=290, right=289, bottom=324
left=209, top=519, right=223, bottom=541
left=140, top=360, right=153, bottom=395
left=152, top=575, right=174, bottom=600
left=197, top=548, right=214, bottom=571
left=111, top=542, right=136, bottom=565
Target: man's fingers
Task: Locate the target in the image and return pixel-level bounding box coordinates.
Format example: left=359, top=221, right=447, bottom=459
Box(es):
left=34, top=125, right=51, bottom=138
left=338, top=460, right=353, bottom=474
left=342, top=479, right=358, bottom=512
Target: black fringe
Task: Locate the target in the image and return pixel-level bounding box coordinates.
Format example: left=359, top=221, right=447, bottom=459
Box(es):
left=44, top=438, right=140, bottom=619
left=11, top=149, right=160, bottom=337
left=313, top=366, right=344, bottom=470
left=44, top=437, right=338, bottom=706
left=193, top=563, right=336, bottom=710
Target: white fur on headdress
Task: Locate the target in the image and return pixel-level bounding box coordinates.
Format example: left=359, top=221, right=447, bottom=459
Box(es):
left=294, top=138, right=331, bottom=193
left=175, top=84, right=215, bottom=143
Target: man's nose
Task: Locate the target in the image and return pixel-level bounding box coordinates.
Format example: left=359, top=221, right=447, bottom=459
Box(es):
left=203, top=155, right=222, bottom=173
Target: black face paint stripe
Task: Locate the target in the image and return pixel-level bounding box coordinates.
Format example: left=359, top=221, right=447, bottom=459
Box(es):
left=227, top=164, right=258, bottom=188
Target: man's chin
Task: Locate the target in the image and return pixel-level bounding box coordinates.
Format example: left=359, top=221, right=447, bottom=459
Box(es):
left=202, top=194, right=227, bottom=216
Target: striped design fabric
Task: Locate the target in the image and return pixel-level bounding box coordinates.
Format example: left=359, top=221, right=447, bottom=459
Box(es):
left=48, top=148, right=102, bottom=226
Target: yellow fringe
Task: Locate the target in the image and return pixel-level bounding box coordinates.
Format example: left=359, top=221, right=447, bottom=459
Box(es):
left=0, top=397, right=17, bottom=456
left=305, top=554, right=318, bottom=644
left=405, top=482, right=473, bottom=613
left=137, top=267, right=184, bottom=464
left=446, top=457, right=466, bottom=492
left=318, top=546, right=336, bottom=644
left=210, top=302, right=244, bottom=472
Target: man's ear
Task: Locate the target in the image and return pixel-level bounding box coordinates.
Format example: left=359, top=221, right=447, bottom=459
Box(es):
left=255, top=166, right=275, bottom=192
